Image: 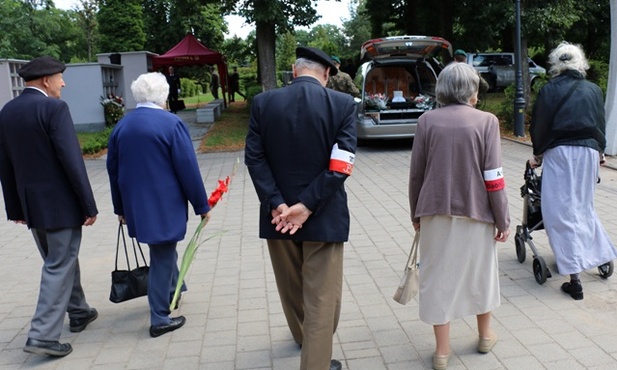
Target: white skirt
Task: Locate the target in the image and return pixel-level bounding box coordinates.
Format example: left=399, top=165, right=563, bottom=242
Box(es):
left=418, top=215, right=500, bottom=325
left=541, top=145, right=617, bottom=274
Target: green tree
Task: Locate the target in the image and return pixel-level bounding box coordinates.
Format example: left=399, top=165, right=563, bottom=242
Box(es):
left=74, top=0, right=99, bottom=61
left=222, top=35, right=254, bottom=67
left=342, top=0, right=370, bottom=61
left=97, top=0, right=145, bottom=53
left=142, top=0, right=174, bottom=54
left=276, top=31, right=296, bottom=72
left=219, top=0, right=325, bottom=91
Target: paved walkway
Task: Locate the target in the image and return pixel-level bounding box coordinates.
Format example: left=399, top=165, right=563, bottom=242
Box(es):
left=2, top=119, right=617, bottom=369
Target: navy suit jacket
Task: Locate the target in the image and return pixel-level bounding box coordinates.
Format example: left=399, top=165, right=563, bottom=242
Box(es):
left=0, top=88, right=98, bottom=229
left=245, top=76, right=357, bottom=242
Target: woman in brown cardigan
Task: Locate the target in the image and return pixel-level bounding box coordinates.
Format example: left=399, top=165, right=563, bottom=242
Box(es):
left=409, top=62, right=510, bottom=370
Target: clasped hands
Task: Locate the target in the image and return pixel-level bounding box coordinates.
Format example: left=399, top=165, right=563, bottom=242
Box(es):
left=271, top=203, right=312, bottom=235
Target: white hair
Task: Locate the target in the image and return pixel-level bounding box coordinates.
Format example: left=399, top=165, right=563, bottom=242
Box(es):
left=131, top=72, right=170, bottom=106
left=435, top=62, right=479, bottom=106
left=294, top=58, right=326, bottom=75
left=548, top=41, right=589, bottom=77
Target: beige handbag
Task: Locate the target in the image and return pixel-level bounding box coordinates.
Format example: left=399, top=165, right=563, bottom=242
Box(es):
left=393, top=231, right=420, bottom=305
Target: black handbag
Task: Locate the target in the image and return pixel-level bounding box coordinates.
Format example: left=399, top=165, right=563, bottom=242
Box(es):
left=169, top=99, right=186, bottom=112
left=109, top=223, right=149, bottom=303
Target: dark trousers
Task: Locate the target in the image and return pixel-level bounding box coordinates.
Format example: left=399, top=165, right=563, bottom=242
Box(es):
left=147, top=242, right=183, bottom=326
left=230, top=88, right=246, bottom=102
left=167, top=93, right=179, bottom=112
left=267, top=239, right=344, bottom=370
left=29, top=227, right=90, bottom=341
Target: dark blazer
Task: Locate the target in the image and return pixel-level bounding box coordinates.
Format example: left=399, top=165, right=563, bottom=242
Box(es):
left=0, top=88, right=98, bottom=229
left=166, top=74, right=180, bottom=100
left=245, top=76, right=357, bottom=242
left=530, top=70, right=606, bottom=156
left=107, top=106, right=210, bottom=244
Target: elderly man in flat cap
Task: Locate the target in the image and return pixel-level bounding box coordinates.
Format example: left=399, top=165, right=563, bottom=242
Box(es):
left=0, top=56, right=99, bottom=357
left=245, top=46, right=356, bottom=370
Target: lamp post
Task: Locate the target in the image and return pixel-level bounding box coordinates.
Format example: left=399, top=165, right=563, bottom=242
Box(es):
left=513, top=0, right=526, bottom=137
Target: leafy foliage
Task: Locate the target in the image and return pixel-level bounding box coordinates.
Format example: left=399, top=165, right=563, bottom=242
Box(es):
left=97, top=0, right=145, bottom=53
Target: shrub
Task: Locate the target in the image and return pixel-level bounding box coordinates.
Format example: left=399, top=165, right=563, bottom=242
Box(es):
left=81, top=126, right=114, bottom=154
left=587, top=60, right=609, bottom=96
left=180, top=78, right=198, bottom=98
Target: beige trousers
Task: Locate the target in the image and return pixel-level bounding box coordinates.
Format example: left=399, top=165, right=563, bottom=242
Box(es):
left=267, top=239, right=344, bottom=370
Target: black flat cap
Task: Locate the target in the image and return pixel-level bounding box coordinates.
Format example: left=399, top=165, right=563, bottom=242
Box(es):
left=18, top=56, right=66, bottom=81
left=296, top=46, right=338, bottom=76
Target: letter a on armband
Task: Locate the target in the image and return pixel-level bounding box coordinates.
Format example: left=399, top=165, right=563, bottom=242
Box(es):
left=484, top=167, right=505, bottom=192
left=329, top=143, right=355, bottom=175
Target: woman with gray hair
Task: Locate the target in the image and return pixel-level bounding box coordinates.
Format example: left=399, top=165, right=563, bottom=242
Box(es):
left=409, top=62, right=510, bottom=370
left=529, top=42, right=616, bottom=300
left=107, top=72, right=211, bottom=337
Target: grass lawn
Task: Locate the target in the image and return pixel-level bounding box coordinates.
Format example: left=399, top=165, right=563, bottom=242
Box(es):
left=199, top=101, right=250, bottom=153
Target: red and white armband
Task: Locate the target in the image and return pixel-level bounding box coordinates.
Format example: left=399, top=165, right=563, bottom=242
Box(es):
left=484, top=167, right=505, bottom=192
left=329, top=143, right=355, bottom=175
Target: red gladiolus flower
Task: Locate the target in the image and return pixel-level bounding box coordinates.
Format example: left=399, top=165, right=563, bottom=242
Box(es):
left=208, top=176, right=230, bottom=208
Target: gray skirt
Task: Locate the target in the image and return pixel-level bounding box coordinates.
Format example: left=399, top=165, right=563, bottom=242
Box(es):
left=541, top=145, right=617, bottom=274
left=418, top=215, right=500, bottom=325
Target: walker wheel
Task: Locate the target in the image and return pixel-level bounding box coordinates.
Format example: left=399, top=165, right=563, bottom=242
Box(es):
left=515, top=228, right=526, bottom=263
left=598, top=261, right=614, bottom=279
left=533, top=256, right=548, bottom=285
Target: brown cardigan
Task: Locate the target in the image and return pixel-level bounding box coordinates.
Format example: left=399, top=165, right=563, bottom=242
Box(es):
left=409, top=104, right=510, bottom=231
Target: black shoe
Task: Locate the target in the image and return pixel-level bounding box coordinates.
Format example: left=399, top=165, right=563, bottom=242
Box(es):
left=561, top=280, right=584, bottom=300
left=149, top=316, right=186, bottom=338
left=24, top=338, right=72, bottom=357
left=70, top=308, right=98, bottom=332
left=330, top=359, right=342, bottom=370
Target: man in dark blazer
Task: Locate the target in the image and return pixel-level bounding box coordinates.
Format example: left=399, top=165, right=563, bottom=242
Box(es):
left=0, top=56, right=99, bottom=357
left=166, top=66, right=181, bottom=113
left=245, top=46, right=357, bottom=370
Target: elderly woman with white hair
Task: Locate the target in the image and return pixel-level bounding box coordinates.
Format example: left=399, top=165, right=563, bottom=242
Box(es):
left=529, top=42, right=617, bottom=300
left=409, top=62, right=510, bottom=370
left=107, top=72, right=211, bottom=337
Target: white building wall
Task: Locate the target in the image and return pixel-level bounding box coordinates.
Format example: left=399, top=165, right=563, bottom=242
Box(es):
left=0, top=59, right=28, bottom=110
left=1, top=51, right=156, bottom=132
left=62, top=63, right=123, bottom=132
left=97, top=51, right=156, bottom=110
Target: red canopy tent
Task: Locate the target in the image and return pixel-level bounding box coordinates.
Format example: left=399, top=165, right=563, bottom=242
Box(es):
left=152, top=33, right=228, bottom=106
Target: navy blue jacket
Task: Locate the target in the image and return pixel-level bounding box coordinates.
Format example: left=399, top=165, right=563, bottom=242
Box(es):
left=0, top=88, right=98, bottom=229
left=107, top=106, right=210, bottom=244
left=245, top=76, right=357, bottom=242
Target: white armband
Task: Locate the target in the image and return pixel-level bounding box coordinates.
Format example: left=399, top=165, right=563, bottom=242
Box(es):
left=329, top=143, right=355, bottom=175
left=484, top=167, right=505, bottom=192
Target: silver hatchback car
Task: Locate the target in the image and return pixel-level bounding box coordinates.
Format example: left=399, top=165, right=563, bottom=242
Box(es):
left=355, top=35, right=452, bottom=141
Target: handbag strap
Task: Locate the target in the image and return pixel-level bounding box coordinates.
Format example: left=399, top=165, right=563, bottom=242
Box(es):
left=115, top=223, right=131, bottom=271
left=130, top=236, right=148, bottom=268
left=406, top=231, right=420, bottom=269
left=115, top=223, right=149, bottom=269
left=550, top=79, right=582, bottom=127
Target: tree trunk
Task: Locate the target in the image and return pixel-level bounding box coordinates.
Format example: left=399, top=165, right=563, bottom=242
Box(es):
left=256, top=20, right=277, bottom=91
left=604, top=0, right=617, bottom=155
